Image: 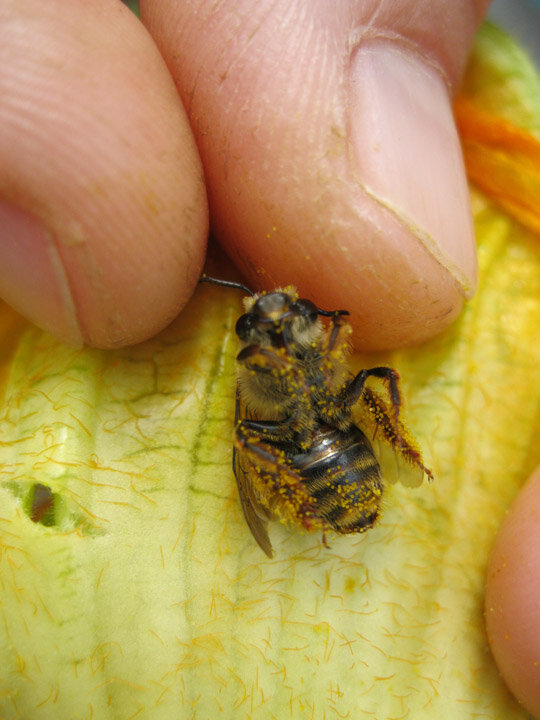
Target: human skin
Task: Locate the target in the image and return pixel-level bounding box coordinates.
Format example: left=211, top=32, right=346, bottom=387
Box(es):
left=3, top=1, right=540, bottom=716
left=0, top=0, right=487, bottom=350
left=486, top=469, right=540, bottom=718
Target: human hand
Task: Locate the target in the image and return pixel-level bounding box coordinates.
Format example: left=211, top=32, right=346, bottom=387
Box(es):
left=0, top=0, right=488, bottom=349
left=486, top=468, right=540, bottom=719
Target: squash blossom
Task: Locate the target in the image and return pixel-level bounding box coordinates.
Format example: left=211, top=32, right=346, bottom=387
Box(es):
left=1, top=21, right=540, bottom=720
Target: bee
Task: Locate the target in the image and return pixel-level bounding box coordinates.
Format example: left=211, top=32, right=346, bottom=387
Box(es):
left=201, top=275, right=434, bottom=557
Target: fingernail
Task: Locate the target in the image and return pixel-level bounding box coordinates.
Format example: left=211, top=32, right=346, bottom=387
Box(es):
left=349, top=42, right=477, bottom=296
left=0, top=202, right=83, bottom=345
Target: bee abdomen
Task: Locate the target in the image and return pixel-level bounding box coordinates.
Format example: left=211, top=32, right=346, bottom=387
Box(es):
left=292, top=426, right=383, bottom=534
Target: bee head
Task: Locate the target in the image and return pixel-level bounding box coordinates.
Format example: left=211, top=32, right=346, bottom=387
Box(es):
left=235, top=288, right=325, bottom=350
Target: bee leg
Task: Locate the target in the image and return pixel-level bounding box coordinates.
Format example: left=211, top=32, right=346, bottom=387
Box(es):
left=236, top=345, right=292, bottom=373
left=236, top=345, right=306, bottom=401
left=234, top=422, right=319, bottom=532
left=361, top=387, right=434, bottom=482
left=236, top=346, right=311, bottom=421
left=322, top=312, right=350, bottom=355
left=239, top=418, right=294, bottom=442
left=340, top=367, right=402, bottom=440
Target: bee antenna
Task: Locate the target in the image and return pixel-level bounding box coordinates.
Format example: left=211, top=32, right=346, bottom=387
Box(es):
left=317, top=308, right=350, bottom=318
left=199, top=274, right=254, bottom=296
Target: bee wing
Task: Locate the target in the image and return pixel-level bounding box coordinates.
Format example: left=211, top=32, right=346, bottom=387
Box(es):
left=233, top=446, right=274, bottom=557
left=233, top=389, right=274, bottom=557
left=371, top=434, right=425, bottom=488
left=353, top=387, right=433, bottom=488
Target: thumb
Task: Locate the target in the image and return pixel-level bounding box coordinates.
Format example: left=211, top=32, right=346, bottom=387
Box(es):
left=143, top=0, right=490, bottom=350
left=486, top=467, right=540, bottom=718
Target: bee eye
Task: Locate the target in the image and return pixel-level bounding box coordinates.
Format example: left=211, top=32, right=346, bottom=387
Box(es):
left=235, top=313, right=256, bottom=341
left=292, top=299, right=318, bottom=324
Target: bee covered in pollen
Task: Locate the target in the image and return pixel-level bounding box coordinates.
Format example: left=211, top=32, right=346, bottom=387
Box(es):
left=200, top=275, right=434, bottom=557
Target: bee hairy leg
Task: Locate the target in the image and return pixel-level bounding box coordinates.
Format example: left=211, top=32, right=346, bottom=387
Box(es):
left=239, top=417, right=295, bottom=442
left=324, top=312, right=350, bottom=353
left=236, top=345, right=313, bottom=417
left=236, top=345, right=306, bottom=395
left=234, top=422, right=321, bottom=533
left=339, top=367, right=402, bottom=439
left=236, top=345, right=292, bottom=373
left=360, top=387, right=435, bottom=482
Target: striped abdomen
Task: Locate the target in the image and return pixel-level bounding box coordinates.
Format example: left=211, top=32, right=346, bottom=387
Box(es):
left=291, top=425, right=383, bottom=533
